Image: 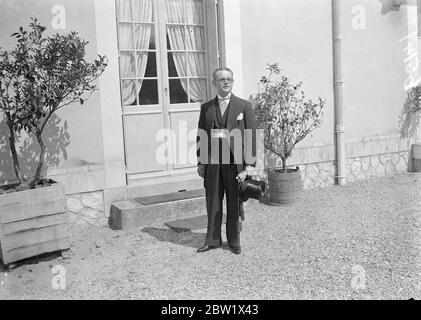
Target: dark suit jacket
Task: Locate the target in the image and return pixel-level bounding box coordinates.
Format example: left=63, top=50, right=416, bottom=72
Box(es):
left=197, top=93, right=257, bottom=174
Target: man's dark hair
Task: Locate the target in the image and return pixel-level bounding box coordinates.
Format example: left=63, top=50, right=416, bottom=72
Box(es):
left=212, top=67, right=234, bottom=80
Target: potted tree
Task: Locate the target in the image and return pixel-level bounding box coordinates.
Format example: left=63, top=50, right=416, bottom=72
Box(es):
left=0, top=18, right=107, bottom=265
left=399, top=85, right=421, bottom=172
left=253, top=63, right=325, bottom=205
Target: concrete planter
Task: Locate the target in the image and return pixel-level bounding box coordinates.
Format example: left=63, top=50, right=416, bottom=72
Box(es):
left=0, top=180, right=70, bottom=265
left=268, top=166, right=303, bottom=205
left=411, top=144, right=421, bottom=172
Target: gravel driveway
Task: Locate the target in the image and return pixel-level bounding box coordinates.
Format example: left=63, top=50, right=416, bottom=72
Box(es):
left=1, top=173, right=420, bottom=300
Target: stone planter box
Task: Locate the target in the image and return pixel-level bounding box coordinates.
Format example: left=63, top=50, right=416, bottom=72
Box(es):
left=0, top=180, right=70, bottom=265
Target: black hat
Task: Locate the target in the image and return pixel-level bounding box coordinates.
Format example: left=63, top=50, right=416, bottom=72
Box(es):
left=239, top=177, right=266, bottom=202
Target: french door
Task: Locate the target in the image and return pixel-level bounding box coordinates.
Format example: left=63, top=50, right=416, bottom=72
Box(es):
left=116, top=0, right=219, bottom=183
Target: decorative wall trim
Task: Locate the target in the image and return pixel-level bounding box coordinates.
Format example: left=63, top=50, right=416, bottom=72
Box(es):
left=269, top=135, right=411, bottom=167
left=299, top=151, right=409, bottom=190
left=47, top=164, right=105, bottom=195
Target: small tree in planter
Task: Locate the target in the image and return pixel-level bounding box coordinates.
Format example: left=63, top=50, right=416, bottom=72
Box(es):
left=399, top=85, right=421, bottom=171
left=0, top=18, right=107, bottom=265
left=253, top=63, right=325, bottom=204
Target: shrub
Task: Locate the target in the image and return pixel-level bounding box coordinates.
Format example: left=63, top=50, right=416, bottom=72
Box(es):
left=253, top=63, right=325, bottom=172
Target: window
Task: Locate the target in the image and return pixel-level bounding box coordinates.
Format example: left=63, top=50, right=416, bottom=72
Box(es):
left=116, top=0, right=209, bottom=107
left=117, top=0, right=158, bottom=106
left=165, top=0, right=207, bottom=104
left=116, top=0, right=218, bottom=177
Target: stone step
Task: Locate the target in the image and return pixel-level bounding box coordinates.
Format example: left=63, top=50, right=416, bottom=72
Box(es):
left=127, top=174, right=203, bottom=198
left=164, top=199, right=262, bottom=233
left=110, top=189, right=206, bottom=230
left=110, top=188, right=262, bottom=231
left=135, top=189, right=205, bottom=205
left=165, top=214, right=227, bottom=233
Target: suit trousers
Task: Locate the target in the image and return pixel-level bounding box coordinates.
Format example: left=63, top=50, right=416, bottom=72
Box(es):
left=204, top=164, right=240, bottom=247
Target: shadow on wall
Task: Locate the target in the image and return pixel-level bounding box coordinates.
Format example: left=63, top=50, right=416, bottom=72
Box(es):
left=0, top=114, right=70, bottom=184
left=378, top=0, right=416, bottom=15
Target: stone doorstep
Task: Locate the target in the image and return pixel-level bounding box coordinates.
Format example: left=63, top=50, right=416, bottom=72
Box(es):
left=165, top=199, right=261, bottom=232
left=165, top=214, right=226, bottom=233
left=109, top=189, right=261, bottom=231
left=136, top=189, right=205, bottom=205
left=110, top=189, right=207, bottom=230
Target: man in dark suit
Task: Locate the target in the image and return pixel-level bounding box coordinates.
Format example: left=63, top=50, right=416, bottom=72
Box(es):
left=196, top=67, right=257, bottom=255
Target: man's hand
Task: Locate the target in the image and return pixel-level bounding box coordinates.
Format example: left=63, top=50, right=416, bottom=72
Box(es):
left=197, top=164, right=207, bottom=178
left=236, top=165, right=254, bottom=182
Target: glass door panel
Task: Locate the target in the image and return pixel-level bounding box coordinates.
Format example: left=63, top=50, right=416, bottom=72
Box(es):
left=117, top=0, right=215, bottom=177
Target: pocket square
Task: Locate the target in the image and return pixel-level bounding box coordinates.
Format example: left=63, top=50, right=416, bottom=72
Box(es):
left=237, top=113, right=244, bottom=121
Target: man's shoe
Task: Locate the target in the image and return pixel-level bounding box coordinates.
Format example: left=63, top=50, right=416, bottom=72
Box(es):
left=229, top=246, right=241, bottom=254
left=196, top=245, right=219, bottom=253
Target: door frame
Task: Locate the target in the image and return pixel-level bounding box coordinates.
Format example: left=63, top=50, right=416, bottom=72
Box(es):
left=116, top=0, right=222, bottom=185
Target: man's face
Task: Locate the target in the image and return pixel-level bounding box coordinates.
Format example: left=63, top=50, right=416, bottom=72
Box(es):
left=212, top=70, right=234, bottom=97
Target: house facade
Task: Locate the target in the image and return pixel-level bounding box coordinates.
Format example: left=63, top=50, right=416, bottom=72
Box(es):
left=0, top=0, right=418, bottom=226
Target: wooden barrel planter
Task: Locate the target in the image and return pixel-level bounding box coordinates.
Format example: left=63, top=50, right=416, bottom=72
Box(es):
left=268, top=166, right=303, bottom=205
left=0, top=180, right=70, bottom=265
left=412, top=144, right=421, bottom=172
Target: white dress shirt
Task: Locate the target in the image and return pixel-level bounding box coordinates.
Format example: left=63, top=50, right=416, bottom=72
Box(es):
left=217, top=92, right=231, bottom=116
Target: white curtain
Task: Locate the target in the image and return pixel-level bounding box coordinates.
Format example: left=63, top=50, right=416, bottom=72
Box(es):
left=117, top=0, right=153, bottom=105
left=166, top=0, right=206, bottom=102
